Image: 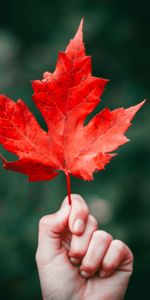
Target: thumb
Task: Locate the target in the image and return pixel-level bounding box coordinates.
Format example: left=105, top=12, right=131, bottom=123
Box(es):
left=36, top=204, right=70, bottom=265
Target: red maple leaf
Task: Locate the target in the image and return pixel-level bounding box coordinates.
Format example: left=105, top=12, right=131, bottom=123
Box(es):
left=0, top=20, right=145, bottom=204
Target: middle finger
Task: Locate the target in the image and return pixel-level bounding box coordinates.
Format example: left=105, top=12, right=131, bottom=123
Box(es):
left=69, top=215, right=98, bottom=264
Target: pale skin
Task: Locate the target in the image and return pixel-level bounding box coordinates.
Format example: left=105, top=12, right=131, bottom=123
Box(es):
left=36, top=194, right=133, bottom=300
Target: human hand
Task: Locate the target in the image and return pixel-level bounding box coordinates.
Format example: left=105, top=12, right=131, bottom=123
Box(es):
left=36, top=194, right=133, bottom=300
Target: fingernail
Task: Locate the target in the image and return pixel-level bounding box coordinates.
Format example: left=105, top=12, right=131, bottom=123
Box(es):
left=99, top=270, right=107, bottom=278
left=73, top=219, right=85, bottom=234
left=80, top=270, right=89, bottom=278
left=70, top=257, right=80, bottom=265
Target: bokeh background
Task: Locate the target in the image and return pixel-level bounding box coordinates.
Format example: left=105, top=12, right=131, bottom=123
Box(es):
left=0, top=0, right=149, bottom=299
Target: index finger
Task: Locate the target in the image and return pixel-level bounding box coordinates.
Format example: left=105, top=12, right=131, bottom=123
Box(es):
left=61, top=194, right=89, bottom=235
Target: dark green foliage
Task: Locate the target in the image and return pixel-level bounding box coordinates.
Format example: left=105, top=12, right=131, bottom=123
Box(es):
left=0, top=1, right=149, bottom=299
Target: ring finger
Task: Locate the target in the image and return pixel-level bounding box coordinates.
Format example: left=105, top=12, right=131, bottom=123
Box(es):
left=79, top=230, right=112, bottom=278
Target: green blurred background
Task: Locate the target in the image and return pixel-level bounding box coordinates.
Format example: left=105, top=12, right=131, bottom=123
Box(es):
left=0, top=0, right=149, bottom=299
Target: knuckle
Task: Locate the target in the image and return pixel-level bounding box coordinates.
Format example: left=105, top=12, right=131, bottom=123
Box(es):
left=39, top=215, right=49, bottom=227
left=93, top=230, right=112, bottom=242
left=82, top=204, right=89, bottom=217
left=71, top=194, right=84, bottom=202
left=112, top=240, right=125, bottom=252
left=89, top=215, right=98, bottom=229
left=72, top=194, right=89, bottom=213
left=62, top=196, right=68, bottom=207
left=39, top=214, right=55, bottom=230
left=93, top=230, right=104, bottom=239
left=85, top=205, right=89, bottom=215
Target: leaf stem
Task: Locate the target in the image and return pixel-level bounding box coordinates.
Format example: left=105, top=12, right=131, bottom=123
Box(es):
left=66, top=173, right=71, bottom=205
